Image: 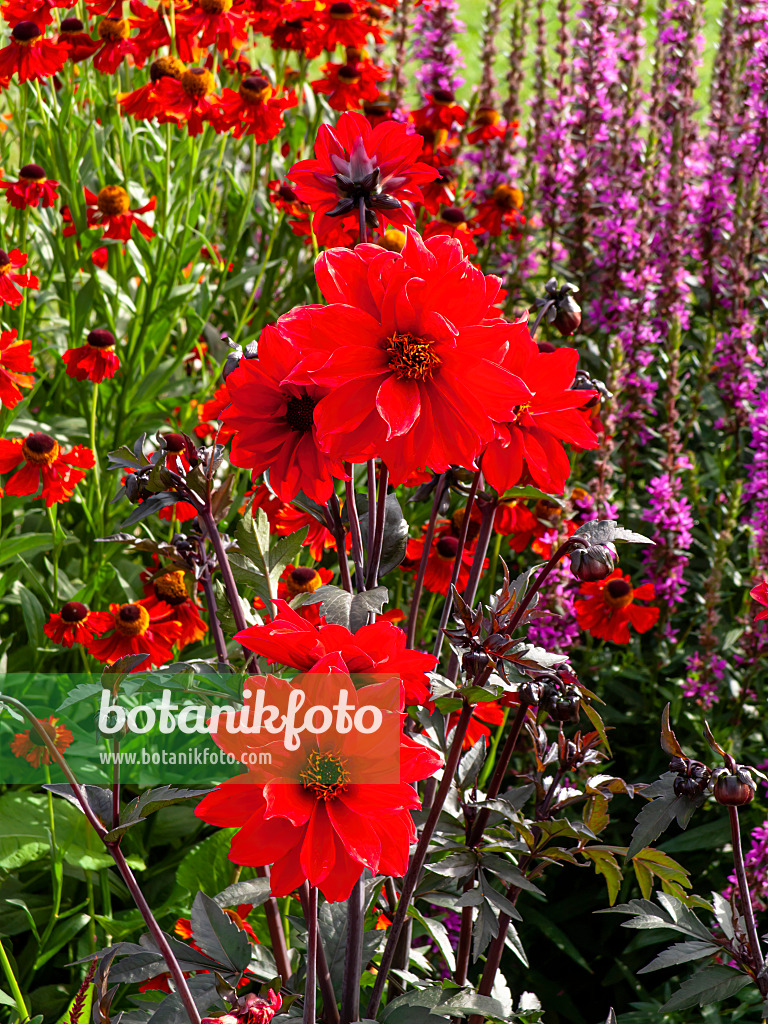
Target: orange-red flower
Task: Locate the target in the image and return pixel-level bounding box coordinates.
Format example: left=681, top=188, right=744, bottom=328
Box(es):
left=57, top=16, right=100, bottom=60
left=404, top=529, right=482, bottom=595
left=410, top=90, right=466, bottom=137
left=118, top=55, right=186, bottom=120
left=213, top=76, right=296, bottom=140
left=311, top=58, right=387, bottom=111
left=11, top=716, right=73, bottom=768
left=466, top=107, right=509, bottom=145
left=141, top=567, right=208, bottom=648
left=88, top=599, right=183, bottom=667
left=0, top=248, right=39, bottom=309
left=575, top=569, right=660, bottom=644
left=93, top=15, right=142, bottom=72
left=314, top=0, right=384, bottom=52
left=175, top=0, right=249, bottom=55
left=482, top=337, right=599, bottom=495
left=449, top=700, right=506, bottom=750
left=0, top=432, right=94, bottom=505
left=472, top=182, right=525, bottom=238
left=1, top=0, right=70, bottom=28
left=0, top=21, right=67, bottom=81
left=0, top=164, right=59, bottom=209
left=422, top=207, right=477, bottom=256
left=63, top=328, right=120, bottom=382
left=44, top=602, right=114, bottom=647
left=153, top=66, right=221, bottom=135
left=0, top=330, right=35, bottom=409
left=80, top=186, right=156, bottom=242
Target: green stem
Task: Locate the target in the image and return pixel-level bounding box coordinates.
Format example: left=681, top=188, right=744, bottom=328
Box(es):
left=0, top=940, right=27, bottom=1021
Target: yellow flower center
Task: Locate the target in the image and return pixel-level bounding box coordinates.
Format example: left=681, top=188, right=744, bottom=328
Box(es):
left=114, top=603, right=151, bottom=637
left=300, top=750, right=350, bottom=801
left=474, top=107, right=501, bottom=127
left=493, top=183, right=523, bottom=211
left=151, top=55, right=185, bottom=81
left=153, top=571, right=189, bottom=606
left=379, top=229, right=406, bottom=253
left=239, top=76, right=273, bottom=105
left=22, top=432, right=60, bottom=466
left=97, top=185, right=130, bottom=216
left=182, top=67, right=215, bottom=99
left=97, top=17, right=129, bottom=40
left=386, top=332, right=441, bottom=382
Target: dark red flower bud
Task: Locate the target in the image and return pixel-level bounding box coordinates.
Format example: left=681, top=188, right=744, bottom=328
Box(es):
left=60, top=601, right=88, bottom=623
left=20, top=164, right=46, bottom=180
left=713, top=774, right=755, bottom=806
left=570, top=543, right=616, bottom=583
left=87, top=328, right=116, bottom=348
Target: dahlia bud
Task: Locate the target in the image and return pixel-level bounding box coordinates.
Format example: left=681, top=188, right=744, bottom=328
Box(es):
left=570, top=542, right=616, bottom=583
left=713, top=769, right=756, bottom=806
left=124, top=473, right=142, bottom=502
left=534, top=278, right=582, bottom=337
left=548, top=694, right=580, bottom=722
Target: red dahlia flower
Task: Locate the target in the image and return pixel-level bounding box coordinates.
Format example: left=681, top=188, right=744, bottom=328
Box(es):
left=0, top=432, right=94, bottom=505
left=0, top=248, right=38, bottom=309
left=81, top=186, right=156, bottom=242
left=11, top=715, right=73, bottom=768
left=751, top=579, right=768, bottom=622
left=287, top=111, right=438, bottom=236
left=0, top=330, right=35, bottom=409
left=212, top=76, right=296, bottom=141
left=575, top=569, right=659, bottom=644
left=44, top=602, right=114, bottom=647
left=482, top=337, right=599, bottom=495
left=311, top=59, right=387, bottom=112
left=289, top=230, right=532, bottom=482
left=0, top=164, right=59, bottom=209
left=88, top=600, right=182, bottom=667
left=235, top=598, right=435, bottom=705
left=196, top=671, right=442, bottom=901
left=141, top=567, right=208, bottom=648
left=0, top=21, right=67, bottom=81
left=154, top=66, right=221, bottom=135
left=222, top=312, right=346, bottom=504
left=63, top=328, right=120, bottom=382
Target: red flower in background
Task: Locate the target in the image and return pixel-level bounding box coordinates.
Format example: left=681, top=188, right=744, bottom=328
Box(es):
left=0, top=164, right=59, bottom=209
left=472, top=182, right=525, bottom=237
left=222, top=312, right=346, bottom=504
left=0, top=330, right=35, bottom=409
left=235, top=598, right=435, bottom=705
left=466, top=107, right=509, bottom=145
left=0, top=22, right=67, bottom=81
left=141, top=566, right=208, bottom=648
left=196, top=671, right=442, bottom=901
left=213, top=76, right=296, bottom=141
left=0, top=248, right=39, bottom=309
left=751, top=579, right=768, bottom=622
left=118, top=55, right=186, bottom=120
left=154, top=66, right=221, bottom=135
left=314, top=0, right=384, bottom=51
left=0, top=432, right=94, bottom=505
left=410, top=90, right=466, bottom=136
left=63, top=328, right=120, bottom=382
left=93, top=16, right=142, bottom=72
left=482, top=338, right=599, bottom=495
left=57, top=16, right=101, bottom=60
left=289, top=230, right=532, bottom=483
left=449, top=700, right=506, bottom=750
left=175, top=0, right=250, bottom=56
left=11, top=716, right=73, bottom=768
left=88, top=600, right=182, bottom=667
left=80, top=186, right=156, bottom=242
left=311, top=59, right=387, bottom=111
left=287, top=111, right=438, bottom=237
left=44, top=602, right=113, bottom=648
left=276, top=503, right=337, bottom=561
left=1, top=0, right=69, bottom=28
left=422, top=207, right=477, bottom=256
left=575, top=569, right=659, bottom=644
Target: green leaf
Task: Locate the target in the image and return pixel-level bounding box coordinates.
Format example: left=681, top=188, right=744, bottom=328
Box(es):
left=103, top=786, right=210, bottom=841
left=18, top=584, right=46, bottom=648
left=582, top=847, right=622, bottom=905
left=0, top=534, right=66, bottom=567
left=626, top=773, right=706, bottom=859
left=659, top=966, right=750, bottom=1012
left=213, top=878, right=272, bottom=909
left=637, top=939, right=720, bottom=975
left=176, top=829, right=239, bottom=898
left=408, top=904, right=456, bottom=972
left=190, top=892, right=251, bottom=973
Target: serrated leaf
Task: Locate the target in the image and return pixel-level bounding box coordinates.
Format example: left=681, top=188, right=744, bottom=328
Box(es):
left=104, top=787, right=210, bottom=841
left=458, top=739, right=486, bottom=790
left=57, top=682, right=103, bottom=711
left=303, top=585, right=352, bottom=629
left=408, top=904, right=456, bottom=972
left=582, top=847, right=622, bottom=905
left=637, top=939, right=720, bottom=975
left=359, top=491, right=409, bottom=577
left=118, top=493, right=181, bottom=529
left=190, top=892, right=251, bottom=974
left=349, top=586, right=389, bottom=631
left=626, top=773, right=706, bottom=859
left=43, top=784, right=113, bottom=826
left=213, top=878, right=272, bottom=909
left=659, top=966, right=750, bottom=1013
